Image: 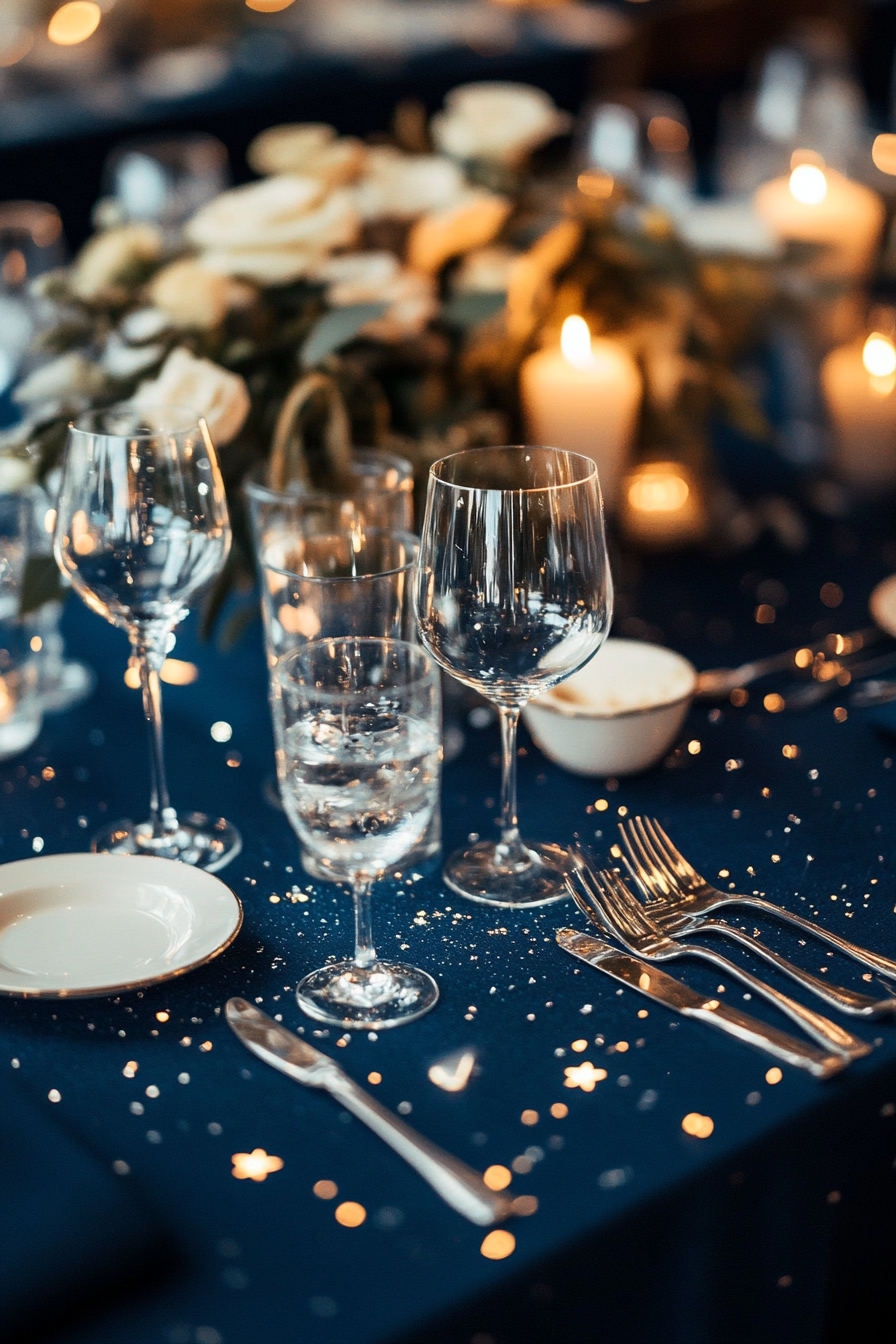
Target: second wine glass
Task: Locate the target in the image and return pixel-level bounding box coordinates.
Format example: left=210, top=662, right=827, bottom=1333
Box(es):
left=54, top=403, right=240, bottom=871
left=415, top=446, right=612, bottom=906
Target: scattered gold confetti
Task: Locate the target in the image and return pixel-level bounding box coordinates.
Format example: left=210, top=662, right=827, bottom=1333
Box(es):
left=335, top=1201, right=366, bottom=1227
left=483, top=1165, right=511, bottom=1191
left=367, top=1072, right=382, bottom=1085
left=820, top=583, right=843, bottom=608
left=771, top=854, right=781, bottom=863
left=521, top=1109, right=539, bottom=1126
left=637, top=1009, right=649, bottom=1018
left=687, top=740, right=701, bottom=755
left=269, top=895, right=280, bottom=903
left=232, top=1149, right=283, bottom=1181
left=681, top=1113, right=714, bottom=1138
left=122, top=1061, right=138, bottom=1077
left=764, top=694, right=785, bottom=714
left=564, top=1062, right=607, bottom=1092
left=199, top=1041, right=213, bottom=1052
left=48, top=1089, right=61, bottom=1103
left=782, top=744, right=799, bottom=759
left=180, top=1037, right=191, bottom=1047
left=730, top=688, right=748, bottom=706
left=155, top=1011, right=169, bottom=1023
left=41, top=766, right=55, bottom=781
left=755, top=603, right=775, bottom=624
left=313, top=1180, right=338, bottom=1200
left=833, top=706, right=848, bottom=722
left=765, top=1067, right=783, bottom=1085
left=480, top=1229, right=516, bottom=1259
left=595, top=798, right=609, bottom=811
left=571, top=1038, right=588, bottom=1052
left=550, top=1102, right=568, bottom=1119
left=614, top=1041, right=629, bottom=1053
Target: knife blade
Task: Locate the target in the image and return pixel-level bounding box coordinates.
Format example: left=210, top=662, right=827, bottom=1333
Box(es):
left=225, top=998, right=513, bottom=1226
left=555, top=930, right=847, bottom=1079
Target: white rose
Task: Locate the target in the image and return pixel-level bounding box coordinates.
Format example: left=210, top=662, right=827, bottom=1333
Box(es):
left=133, top=347, right=250, bottom=445
left=70, top=224, right=163, bottom=301
left=354, top=148, right=467, bottom=221
left=248, top=123, right=366, bottom=187
left=432, top=82, right=571, bottom=166
left=187, top=176, right=358, bottom=250
left=313, top=252, right=437, bottom=340
left=148, top=259, right=253, bottom=330
left=101, top=334, right=165, bottom=379
left=13, top=353, right=105, bottom=410
left=407, top=190, right=512, bottom=274
left=453, top=244, right=520, bottom=294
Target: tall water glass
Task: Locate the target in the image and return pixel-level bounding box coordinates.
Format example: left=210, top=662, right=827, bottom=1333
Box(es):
left=276, top=638, right=441, bottom=1029
left=53, top=404, right=240, bottom=871
left=416, top=446, right=612, bottom=907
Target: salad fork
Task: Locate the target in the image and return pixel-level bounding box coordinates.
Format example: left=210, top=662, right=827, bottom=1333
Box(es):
left=619, top=817, right=896, bottom=1018
left=568, top=849, right=871, bottom=1060
left=618, top=816, right=896, bottom=981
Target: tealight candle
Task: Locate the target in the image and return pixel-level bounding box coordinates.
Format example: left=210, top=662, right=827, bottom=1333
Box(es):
left=753, top=160, right=885, bottom=280
left=520, top=315, right=642, bottom=509
left=820, top=329, right=896, bottom=487
left=619, top=459, right=706, bottom=547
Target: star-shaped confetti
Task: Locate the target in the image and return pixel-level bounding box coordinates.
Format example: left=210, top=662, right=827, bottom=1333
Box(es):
left=563, top=1062, right=608, bottom=1092
left=231, top=1148, right=284, bottom=1181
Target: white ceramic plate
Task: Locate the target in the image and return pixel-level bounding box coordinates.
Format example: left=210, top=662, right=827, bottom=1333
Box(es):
left=870, top=573, right=896, bottom=638
left=0, top=853, right=242, bottom=997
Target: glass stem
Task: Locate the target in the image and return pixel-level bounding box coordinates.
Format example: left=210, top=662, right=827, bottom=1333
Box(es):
left=352, top=879, right=376, bottom=969
left=131, top=628, right=175, bottom=837
left=497, top=704, right=528, bottom=865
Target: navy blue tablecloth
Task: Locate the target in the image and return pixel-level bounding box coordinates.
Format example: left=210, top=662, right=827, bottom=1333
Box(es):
left=2, top=511, right=896, bottom=1344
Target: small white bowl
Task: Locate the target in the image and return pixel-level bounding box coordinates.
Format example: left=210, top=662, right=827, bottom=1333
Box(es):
left=523, top=638, right=696, bottom=777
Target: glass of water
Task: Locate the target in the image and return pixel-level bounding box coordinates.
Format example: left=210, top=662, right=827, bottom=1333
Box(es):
left=53, top=403, right=240, bottom=871
left=275, top=637, right=442, bottom=1029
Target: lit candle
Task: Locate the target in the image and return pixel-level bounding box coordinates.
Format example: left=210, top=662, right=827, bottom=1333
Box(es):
left=619, top=460, right=706, bottom=547
left=753, top=159, right=885, bottom=280
left=520, top=316, right=642, bottom=509
left=820, top=329, right=896, bottom=487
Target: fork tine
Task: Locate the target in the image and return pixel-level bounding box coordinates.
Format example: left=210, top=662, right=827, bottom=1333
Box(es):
left=568, top=846, right=613, bottom=931
left=621, top=819, right=676, bottom=900
left=593, top=868, right=650, bottom=942
left=643, top=817, right=699, bottom=886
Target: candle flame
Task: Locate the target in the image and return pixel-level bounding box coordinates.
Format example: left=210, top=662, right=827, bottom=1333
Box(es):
left=627, top=464, right=690, bottom=514
left=789, top=163, right=827, bottom=205
left=560, top=315, right=593, bottom=370
left=863, top=333, right=896, bottom=378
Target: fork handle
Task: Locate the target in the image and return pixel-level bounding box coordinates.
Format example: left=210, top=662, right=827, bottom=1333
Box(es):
left=674, top=945, right=871, bottom=1059
left=733, top=898, right=896, bottom=979
left=692, top=920, right=894, bottom=1017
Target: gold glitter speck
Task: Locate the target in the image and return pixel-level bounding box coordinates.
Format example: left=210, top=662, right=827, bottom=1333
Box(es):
left=571, top=1038, right=588, bottom=1052
left=512, top=1195, right=538, bottom=1216
left=484, top=1165, right=511, bottom=1191
left=521, top=1109, right=539, bottom=1126
left=199, top=1041, right=213, bottom=1052
left=313, top=1180, right=338, bottom=1199
left=564, top=1062, right=607, bottom=1091
left=765, top=1067, right=783, bottom=1084
left=335, top=1201, right=366, bottom=1227
left=122, top=1061, right=138, bottom=1077
left=550, top=1102, right=568, bottom=1119
left=481, top=1230, right=516, bottom=1259
left=232, top=1149, right=283, bottom=1181
left=367, top=1072, right=382, bottom=1085
left=155, top=1011, right=169, bottom=1023
left=48, top=1089, right=61, bottom=1103
left=681, top=1113, right=714, bottom=1138
left=637, top=1009, right=649, bottom=1018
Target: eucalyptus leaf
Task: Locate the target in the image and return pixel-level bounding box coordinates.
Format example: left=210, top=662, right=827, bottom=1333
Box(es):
left=442, top=292, right=506, bottom=329
left=301, top=304, right=387, bottom=369
left=19, top=555, right=66, bottom=615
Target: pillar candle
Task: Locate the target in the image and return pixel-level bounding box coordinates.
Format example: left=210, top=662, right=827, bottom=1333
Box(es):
left=520, top=316, right=642, bottom=509
left=753, top=163, right=885, bottom=281
left=821, top=331, right=896, bottom=488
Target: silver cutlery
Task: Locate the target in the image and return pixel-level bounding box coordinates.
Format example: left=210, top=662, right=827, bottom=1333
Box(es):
left=618, top=817, right=896, bottom=980
left=620, top=818, right=896, bottom=1019
left=781, top=648, right=896, bottom=711
left=694, top=626, right=881, bottom=700
left=850, top=678, right=896, bottom=708
left=226, top=998, right=513, bottom=1227
left=568, top=855, right=870, bottom=1062
left=555, top=928, right=847, bottom=1079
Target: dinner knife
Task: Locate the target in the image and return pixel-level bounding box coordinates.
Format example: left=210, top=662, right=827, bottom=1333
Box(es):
left=225, top=998, right=513, bottom=1227
left=555, top=929, right=848, bottom=1079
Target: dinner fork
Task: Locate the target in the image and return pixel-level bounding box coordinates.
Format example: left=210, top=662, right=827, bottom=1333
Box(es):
left=568, top=851, right=871, bottom=1060
left=618, top=816, right=896, bottom=981
left=620, top=818, right=896, bottom=1018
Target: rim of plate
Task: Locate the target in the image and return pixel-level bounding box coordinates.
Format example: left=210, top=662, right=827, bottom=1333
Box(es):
left=0, top=853, right=243, bottom=999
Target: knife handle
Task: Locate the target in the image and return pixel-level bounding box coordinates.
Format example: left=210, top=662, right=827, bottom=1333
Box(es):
left=683, top=1000, right=847, bottom=1079
left=327, top=1076, right=513, bottom=1227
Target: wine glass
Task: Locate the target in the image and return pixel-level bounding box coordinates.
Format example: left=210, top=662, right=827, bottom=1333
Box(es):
left=415, top=446, right=612, bottom=907
left=275, top=637, right=441, bottom=1029
left=53, top=403, right=241, bottom=871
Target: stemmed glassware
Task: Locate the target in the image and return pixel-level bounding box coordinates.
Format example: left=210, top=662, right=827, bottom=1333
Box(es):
left=53, top=403, right=241, bottom=871
left=416, top=446, right=612, bottom=907
left=275, top=637, right=442, bottom=1029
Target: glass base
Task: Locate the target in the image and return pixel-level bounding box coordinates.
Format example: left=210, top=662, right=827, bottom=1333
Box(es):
left=296, top=959, right=439, bottom=1029
left=39, top=660, right=96, bottom=715
left=92, top=810, right=242, bottom=873
left=443, top=839, right=572, bottom=907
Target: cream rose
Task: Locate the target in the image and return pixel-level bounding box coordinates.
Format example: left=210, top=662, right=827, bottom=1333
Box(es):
left=247, top=123, right=366, bottom=187
left=407, top=190, right=512, bottom=274
left=432, top=82, right=571, bottom=166
left=13, top=353, right=105, bottom=411
left=133, top=347, right=250, bottom=445
left=148, top=259, right=255, bottom=330
left=312, top=252, right=437, bottom=340
left=453, top=244, right=520, bottom=293
left=354, top=147, right=467, bottom=221
left=70, top=224, right=163, bottom=302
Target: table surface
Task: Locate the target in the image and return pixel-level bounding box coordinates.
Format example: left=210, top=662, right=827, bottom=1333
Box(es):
left=3, top=509, right=896, bottom=1344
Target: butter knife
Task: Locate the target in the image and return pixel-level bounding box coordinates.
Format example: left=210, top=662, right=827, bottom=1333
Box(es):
left=556, top=930, right=848, bottom=1079
left=225, top=998, right=513, bottom=1227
